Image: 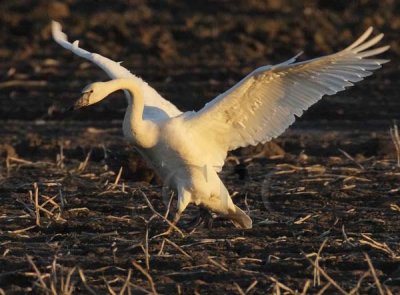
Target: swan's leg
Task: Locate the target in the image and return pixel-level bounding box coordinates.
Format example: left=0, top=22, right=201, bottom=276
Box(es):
left=175, top=188, right=191, bottom=221
left=179, top=207, right=214, bottom=230
left=164, top=187, right=191, bottom=235
left=202, top=180, right=253, bottom=229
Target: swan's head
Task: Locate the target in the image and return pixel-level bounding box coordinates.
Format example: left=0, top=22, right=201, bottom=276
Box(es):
left=72, top=82, right=108, bottom=110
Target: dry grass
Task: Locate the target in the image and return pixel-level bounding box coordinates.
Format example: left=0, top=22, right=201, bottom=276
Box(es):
left=26, top=256, right=76, bottom=295
left=1, top=125, right=399, bottom=294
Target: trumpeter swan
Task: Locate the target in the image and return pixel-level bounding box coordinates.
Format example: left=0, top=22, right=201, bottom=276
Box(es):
left=53, top=22, right=389, bottom=229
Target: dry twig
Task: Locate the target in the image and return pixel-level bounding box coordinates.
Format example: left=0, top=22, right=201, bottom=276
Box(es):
left=316, top=282, right=332, bottom=295
left=364, top=253, right=385, bottom=295
left=140, top=191, right=184, bottom=238
left=164, top=238, right=192, bottom=259
left=78, top=268, right=97, bottom=295
left=233, top=282, right=246, bottom=295
left=312, top=239, right=328, bottom=287
left=132, top=260, right=158, bottom=295
left=348, top=271, right=370, bottom=295
left=301, top=280, right=311, bottom=295
left=208, top=257, right=228, bottom=272
left=26, top=255, right=48, bottom=291
left=390, top=122, right=400, bottom=167
left=0, top=80, right=47, bottom=89
left=338, top=148, right=364, bottom=170
left=119, top=269, right=132, bottom=295
left=360, top=234, right=399, bottom=259
left=77, top=149, right=92, bottom=173
left=33, top=183, right=40, bottom=226
left=304, top=254, right=348, bottom=295
left=245, top=280, right=258, bottom=294
left=112, top=166, right=123, bottom=189
left=269, top=276, right=296, bottom=294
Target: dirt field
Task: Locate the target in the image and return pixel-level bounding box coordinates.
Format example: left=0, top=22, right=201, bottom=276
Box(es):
left=0, top=1, right=399, bottom=294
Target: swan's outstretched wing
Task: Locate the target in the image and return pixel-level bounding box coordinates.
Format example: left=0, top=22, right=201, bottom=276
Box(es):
left=184, top=27, right=389, bottom=170
left=51, top=21, right=181, bottom=119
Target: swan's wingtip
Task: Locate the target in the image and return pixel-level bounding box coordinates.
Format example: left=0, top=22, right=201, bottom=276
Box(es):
left=381, top=44, right=391, bottom=53
left=51, top=20, right=67, bottom=41
left=294, top=51, right=303, bottom=59
left=51, top=20, right=61, bottom=31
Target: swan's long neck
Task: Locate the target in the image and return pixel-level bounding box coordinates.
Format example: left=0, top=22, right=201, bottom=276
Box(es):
left=100, top=79, right=158, bottom=148
left=103, top=79, right=144, bottom=126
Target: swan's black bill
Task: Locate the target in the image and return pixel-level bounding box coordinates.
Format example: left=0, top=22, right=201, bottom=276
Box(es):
left=66, top=92, right=91, bottom=111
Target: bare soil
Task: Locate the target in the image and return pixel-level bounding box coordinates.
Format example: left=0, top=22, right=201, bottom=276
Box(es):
left=0, top=1, right=399, bottom=294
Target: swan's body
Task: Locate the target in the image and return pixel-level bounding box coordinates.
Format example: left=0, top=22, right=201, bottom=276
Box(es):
left=53, top=21, right=389, bottom=229
left=74, top=79, right=252, bottom=228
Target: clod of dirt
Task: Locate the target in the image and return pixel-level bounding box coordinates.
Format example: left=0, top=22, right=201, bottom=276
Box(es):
left=47, top=2, right=70, bottom=20
left=240, top=141, right=285, bottom=159
left=260, top=141, right=286, bottom=158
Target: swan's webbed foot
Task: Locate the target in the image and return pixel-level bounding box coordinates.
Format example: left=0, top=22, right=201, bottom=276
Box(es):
left=179, top=207, right=214, bottom=230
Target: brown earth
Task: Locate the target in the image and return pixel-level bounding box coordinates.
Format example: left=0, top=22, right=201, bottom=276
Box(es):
left=0, top=0, right=400, bottom=294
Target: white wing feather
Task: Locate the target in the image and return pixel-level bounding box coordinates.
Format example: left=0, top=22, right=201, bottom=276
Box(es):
left=185, top=27, right=389, bottom=171
left=51, top=21, right=181, bottom=120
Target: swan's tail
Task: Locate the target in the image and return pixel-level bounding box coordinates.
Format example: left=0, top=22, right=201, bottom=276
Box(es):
left=228, top=205, right=253, bottom=229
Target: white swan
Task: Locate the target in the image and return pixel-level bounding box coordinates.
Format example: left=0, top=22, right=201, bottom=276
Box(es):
left=53, top=23, right=389, bottom=229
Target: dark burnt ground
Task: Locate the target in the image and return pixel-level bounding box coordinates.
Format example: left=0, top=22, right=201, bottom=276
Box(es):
left=0, top=0, right=400, bottom=294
